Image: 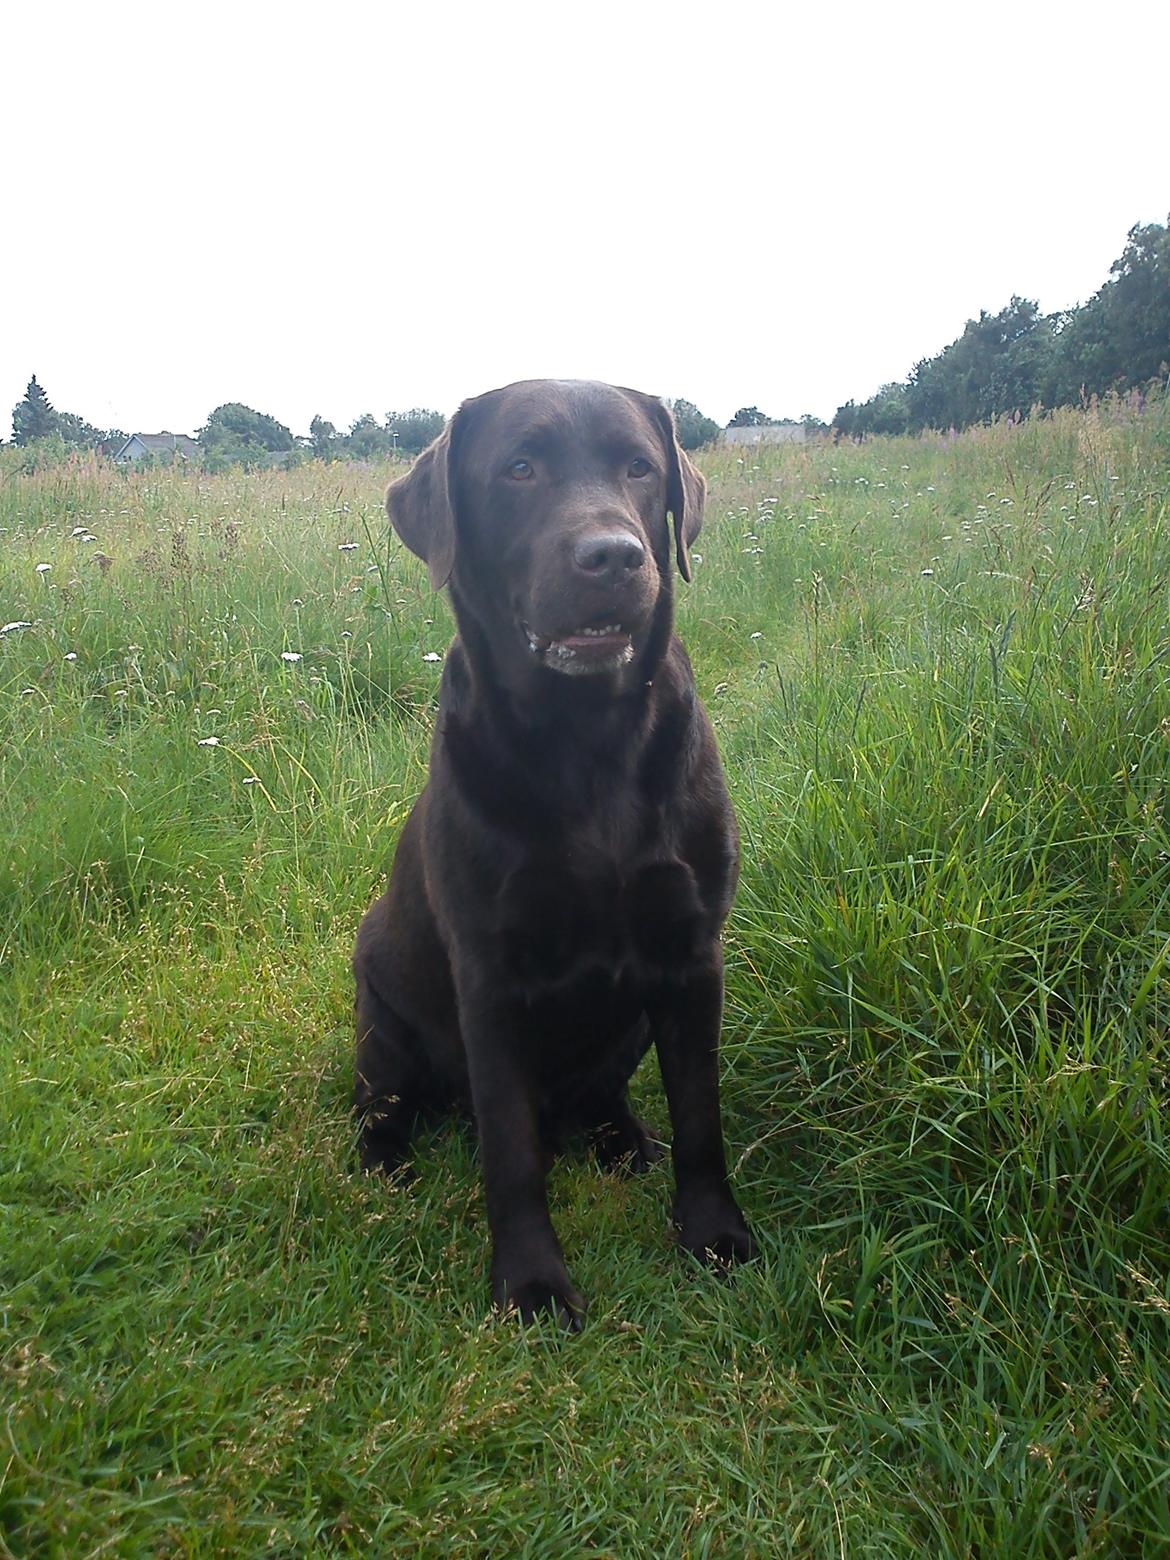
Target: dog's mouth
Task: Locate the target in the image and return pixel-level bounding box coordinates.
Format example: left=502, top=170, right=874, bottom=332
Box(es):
left=522, top=620, right=635, bottom=676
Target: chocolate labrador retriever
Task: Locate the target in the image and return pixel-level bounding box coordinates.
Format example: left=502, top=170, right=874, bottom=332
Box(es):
left=353, top=379, right=753, bottom=1326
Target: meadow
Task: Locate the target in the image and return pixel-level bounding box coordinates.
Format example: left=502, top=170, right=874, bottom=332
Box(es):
left=3, top=395, right=1170, bottom=1556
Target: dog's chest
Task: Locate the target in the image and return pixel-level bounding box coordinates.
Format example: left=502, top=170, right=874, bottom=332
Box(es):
left=490, top=854, right=701, bottom=1078
left=494, top=855, right=704, bottom=991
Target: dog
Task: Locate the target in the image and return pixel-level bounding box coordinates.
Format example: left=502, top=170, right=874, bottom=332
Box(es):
left=353, top=379, right=753, bottom=1327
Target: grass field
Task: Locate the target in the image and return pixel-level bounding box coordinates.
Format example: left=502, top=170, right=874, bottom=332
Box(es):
left=3, top=394, right=1170, bottom=1556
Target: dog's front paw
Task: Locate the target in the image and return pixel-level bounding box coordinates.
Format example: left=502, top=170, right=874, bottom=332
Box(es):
left=491, top=1254, right=587, bottom=1331
left=673, top=1189, right=755, bottom=1268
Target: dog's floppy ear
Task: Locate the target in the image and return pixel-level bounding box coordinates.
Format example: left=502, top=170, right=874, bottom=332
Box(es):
left=386, top=410, right=466, bottom=591
left=623, top=391, right=707, bottom=582
left=665, top=423, right=706, bottom=584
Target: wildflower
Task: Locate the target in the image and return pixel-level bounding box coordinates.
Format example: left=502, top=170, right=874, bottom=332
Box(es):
left=281, top=651, right=303, bottom=663
left=338, top=542, right=359, bottom=551
left=422, top=651, right=442, bottom=663
left=36, top=562, right=51, bottom=574
left=64, top=652, right=78, bottom=661
left=243, top=777, right=258, bottom=785
left=750, top=632, right=763, bottom=640
left=921, top=568, right=935, bottom=577
left=1, top=621, right=32, bottom=634
left=197, top=736, right=221, bottom=746
left=691, top=552, right=703, bottom=565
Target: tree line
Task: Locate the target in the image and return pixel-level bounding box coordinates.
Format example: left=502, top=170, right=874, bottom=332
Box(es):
left=4, top=388, right=456, bottom=470
left=6, top=383, right=788, bottom=465
left=11, top=213, right=1166, bottom=462
left=834, top=214, right=1170, bottom=438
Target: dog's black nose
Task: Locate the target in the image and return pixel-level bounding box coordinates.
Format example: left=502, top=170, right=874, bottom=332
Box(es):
left=572, top=530, right=645, bottom=579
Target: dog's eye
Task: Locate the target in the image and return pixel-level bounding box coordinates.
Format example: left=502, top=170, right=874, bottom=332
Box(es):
left=508, top=459, right=534, bottom=481
left=628, top=457, right=652, bottom=479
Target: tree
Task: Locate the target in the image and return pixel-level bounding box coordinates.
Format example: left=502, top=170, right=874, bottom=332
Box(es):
left=905, top=297, right=1053, bottom=431
left=385, top=408, right=445, bottom=455
left=1046, top=215, right=1170, bottom=404
left=833, top=384, right=910, bottom=438
left=12, top=376, right=58, bottom=444
left=346, top=413, right=392, bottom=460
left=728, top=406, right=774, bottom=428
left=667, top=398, right=720, bottom=450
left=199, top=403, right=294, bottom=467
left=56, top=410, right=107, bottom=448
left=309, top=415, right=339, bottom=459
left=832, top=215, right=1170, bottom=439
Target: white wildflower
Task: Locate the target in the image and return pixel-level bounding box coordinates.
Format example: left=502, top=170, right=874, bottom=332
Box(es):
left=197, top=736, right=220, bottom=746
left=422, top=651, right=442, bottom=663
left=281, top=651, right=303, bottom=663
left=2, top=621, right=33, bottom=634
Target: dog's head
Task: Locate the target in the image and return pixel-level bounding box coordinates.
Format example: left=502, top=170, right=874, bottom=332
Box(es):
left=386, top=379, right=705, bottom=682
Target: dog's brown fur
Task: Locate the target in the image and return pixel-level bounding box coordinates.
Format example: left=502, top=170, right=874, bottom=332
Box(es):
left=353, top=379, right=753, bottom=1326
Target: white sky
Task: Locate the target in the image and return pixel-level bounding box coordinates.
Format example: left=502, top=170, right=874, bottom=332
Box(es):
left=4, top=0, right=1168, bottom=438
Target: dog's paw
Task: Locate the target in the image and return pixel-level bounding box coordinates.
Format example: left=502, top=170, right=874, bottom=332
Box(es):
left=356, top=1114, right=414, bottom=1179
left=591, top=1113, right=664, bottom=1175
left=673, top=1191, right=756, bottom=1268
left=491, top=1260, right=587, bottom=1331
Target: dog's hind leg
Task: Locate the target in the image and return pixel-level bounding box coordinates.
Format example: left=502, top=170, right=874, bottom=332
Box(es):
left=353, top=975, right=430, bottom=1174
left=575, top=1019, right=662, bottom=1172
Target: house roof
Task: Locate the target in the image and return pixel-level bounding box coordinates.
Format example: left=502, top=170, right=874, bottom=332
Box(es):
left=119, top=432, right=201, bottom=458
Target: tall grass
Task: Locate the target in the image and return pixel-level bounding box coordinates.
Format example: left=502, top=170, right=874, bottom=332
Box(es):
left=2, top=397, right=1170, bottom=1555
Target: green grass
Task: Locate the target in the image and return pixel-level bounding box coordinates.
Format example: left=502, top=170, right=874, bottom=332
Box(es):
left=3, top=396, right=1170, bottom=1555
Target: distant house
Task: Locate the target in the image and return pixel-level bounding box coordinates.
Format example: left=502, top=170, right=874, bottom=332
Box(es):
left=722, top=422, right=806, bottom=447
left=114, top=432, right=201, bottom=463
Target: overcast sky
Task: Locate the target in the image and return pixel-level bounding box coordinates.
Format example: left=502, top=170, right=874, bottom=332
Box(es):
left=4, top=0, right=1168, bottom=439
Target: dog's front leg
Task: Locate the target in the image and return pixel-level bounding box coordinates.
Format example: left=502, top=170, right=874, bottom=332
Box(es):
left=462, top=1004, right=586, bottom=1329
left=652, top=955, right=755, bottom=1268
